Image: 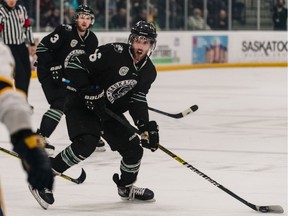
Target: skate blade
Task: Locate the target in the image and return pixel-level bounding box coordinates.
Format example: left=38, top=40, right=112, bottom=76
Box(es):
left=28, top=185, right=49, bottom=210
left=121, top=197, right=156, bottom=202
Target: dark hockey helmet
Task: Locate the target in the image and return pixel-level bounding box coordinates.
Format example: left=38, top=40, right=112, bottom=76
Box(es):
left=73, top=4, right=95, bottom=27
left=128, top=21, right=157, bottom=55
left=129, top=21, right=157, bottom=44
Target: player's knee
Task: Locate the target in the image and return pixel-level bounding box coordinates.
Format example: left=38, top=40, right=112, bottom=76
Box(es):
left=121, top=138, right=143, bottom=163
left=71, top=134, right=99, bottom=158
left=50, top=99, right=65, bottom=112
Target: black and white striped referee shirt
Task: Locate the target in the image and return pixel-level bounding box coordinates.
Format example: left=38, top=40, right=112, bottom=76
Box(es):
left=0, top=4, right=34, bottom=45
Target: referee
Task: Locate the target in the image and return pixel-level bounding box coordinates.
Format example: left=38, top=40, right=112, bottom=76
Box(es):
left=0, top=0, right=35, bottom=98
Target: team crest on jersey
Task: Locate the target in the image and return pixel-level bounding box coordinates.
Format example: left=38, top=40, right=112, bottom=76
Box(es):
left=106, top=80, right=137, bottom=104
left=70, top=39, right=78, bottom=47
left=119, top=66, right=129, bottom=76
left=64, top=49, right=86, bottom=68
left=113, top=44, right=123, bottom=53
left=63, top=24, right=72, bottom=31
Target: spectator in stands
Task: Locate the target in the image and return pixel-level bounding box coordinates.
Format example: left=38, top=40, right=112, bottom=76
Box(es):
left=231, top=0, right=246, bottom=24
left=130, top=0, right=144, bottom=19
left=213, top=9, right=228, bottom=30
left=110, top=7, right=127, bottom=29
left=188, top=8, right=211, bottom=30
left=272, top=0, right=287, bottom=30
left=64, top=6, right=75, bottom=24
left=169, top=0, right=185, bottom=29
left=148, top=7, right=160, bottom=30
left=131, top=8, right=147, bottom=26
left=94, top=8, right=105, bottom=29
left=40, top=0, right=55, bottom=30
left=49, top=8, right=61, bottom=28
left=207, top=0, right=226, bottom=18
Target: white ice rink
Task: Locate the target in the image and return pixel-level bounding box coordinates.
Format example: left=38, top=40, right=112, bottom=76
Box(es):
left=0, top=67, right=287, bottom=216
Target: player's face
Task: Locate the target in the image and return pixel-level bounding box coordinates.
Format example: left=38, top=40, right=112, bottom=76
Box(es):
left=76, top=13, right=92, bottom=32
left=131, top=36, right=153, bottom=62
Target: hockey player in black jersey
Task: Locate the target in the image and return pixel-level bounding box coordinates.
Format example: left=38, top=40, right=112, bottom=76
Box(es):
left=31, top=21, right=159, bottom=208
left=28, top=5, right=106, bottom=209
left=65, top=20, right=159, bottom=202
left=35, top=4, right=105, bottom=155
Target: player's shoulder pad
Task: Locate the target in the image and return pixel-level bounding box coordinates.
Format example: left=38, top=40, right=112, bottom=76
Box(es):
left=109, top=43, right=128, bottom=54
left=51, top=24, right=72, bottom=35
left=60, top=24, right=73, bottom=32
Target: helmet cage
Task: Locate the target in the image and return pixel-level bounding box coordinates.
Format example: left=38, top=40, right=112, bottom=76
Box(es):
left=128, top=21, right=157, bottom=56
left=128, top=34, right=156, bottom=55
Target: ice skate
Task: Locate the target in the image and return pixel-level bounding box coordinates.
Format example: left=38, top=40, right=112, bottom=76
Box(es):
left=28, top=185, right=54, bottom=210
left=113, top=173, right=155, bottom=201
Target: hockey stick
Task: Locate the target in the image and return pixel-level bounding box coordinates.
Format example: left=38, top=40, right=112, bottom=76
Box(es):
left=148, top=105, right=198, bottom=119
left=0, top=146, right=86, bottom=184
left=104, top=108, right=284, bottom=214
left=62, top=78, right=198, bottom=119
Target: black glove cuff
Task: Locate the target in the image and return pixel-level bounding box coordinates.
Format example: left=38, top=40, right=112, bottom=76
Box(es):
left=138, top=121, right=159, bottom=132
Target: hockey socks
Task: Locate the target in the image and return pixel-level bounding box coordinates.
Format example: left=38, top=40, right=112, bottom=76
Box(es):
left=39, top=108, right=63, bottom=137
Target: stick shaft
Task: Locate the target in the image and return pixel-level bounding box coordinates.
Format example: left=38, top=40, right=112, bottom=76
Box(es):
left=0, top=146, right=85, bottom=184
left=104, top=108, right=260, bottom=212
left=158, top=144, right=257, bottom=211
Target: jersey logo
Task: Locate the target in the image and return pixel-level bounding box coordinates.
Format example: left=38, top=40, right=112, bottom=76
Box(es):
left=64, top=49, right=86, bottom=68
left=106, top=80, right=137, bottom=104
left=50, top=34, right=59, bottom=43
left=63, top=24, right=72, bottom=31
left=70, top=39, right=78, bottom=47
left=113, top=44, right=123, bottom=53
left=119, top=66, right=129, bottom=76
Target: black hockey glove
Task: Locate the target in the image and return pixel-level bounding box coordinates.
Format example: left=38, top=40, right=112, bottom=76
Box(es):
left=12, top=130, right=54, bottom=190
left=49, top=64, right=63, bottom=84
left=138, top=121, right=159, bottom=152
left=79, top=86, right=109, bottom=119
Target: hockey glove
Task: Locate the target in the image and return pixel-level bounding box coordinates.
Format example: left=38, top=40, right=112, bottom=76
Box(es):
left=50, top=64, right=63, bottom=85
left=12, top=130, right=54, bottom=190
left=138, top=121, right=159, bottom=152
left=79, top=86, right=109, bottom=119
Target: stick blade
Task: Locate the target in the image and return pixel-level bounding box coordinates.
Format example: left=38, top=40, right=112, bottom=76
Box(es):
left=181, top=105, right=198, bottom=117
left=190, top=105, right=199, bottom=112
left=75, top=168, right=86, bottom=184
left=59, top=168, right=86, bottom=184
left=257, top=205, right=284, bottom=213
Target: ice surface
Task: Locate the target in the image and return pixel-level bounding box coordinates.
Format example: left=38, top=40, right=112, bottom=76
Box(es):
left=0, top=67, right=287, bottom=216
